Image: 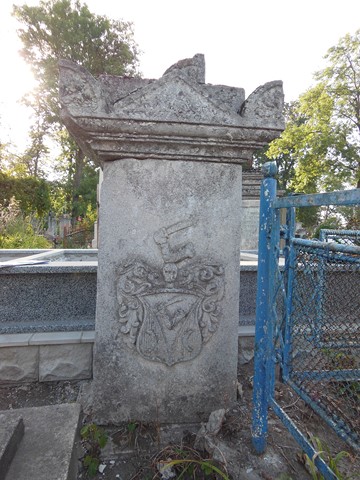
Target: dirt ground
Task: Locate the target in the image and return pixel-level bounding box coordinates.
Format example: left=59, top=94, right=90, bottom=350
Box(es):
left=0, top=361, right=359, bottom=480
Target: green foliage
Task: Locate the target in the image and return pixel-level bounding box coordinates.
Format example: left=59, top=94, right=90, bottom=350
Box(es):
left=253, top=102, right=299, bottom=193
left=0, top=172, right=51, bottom=217
left=68, top=161, right=99, bottom=218
left=321, top=348, right=356, bottom=370
left=297, top=206, right=320, bottom=230
left=4, top=116, right=50, bottom=179
left=13, top=0, right=140, bottom=218
left=18, top=116, right=50, bottom=178
left=337, top=206, right=360, bottom=229
left=60, top=202, right=96, bottom=248
left=302, top=435, right=351, bottom=480
left=127, top=421, right=137, bottom=433
left=13, top=0, right=139, bottom=121
left=267, top=30, right=360, bottom=193
left=82, top=455, right=100, bottom=478
left=160, top=458, right=230, bottom=479
left=0, top=225, right=51, bottom=249
left=48, top=181, right=70, bottom=216
left=153, top=445, right=229, bottom=479
left=0, top=197, right=51, bottom=248
left=50, top=136, right=99, bottom=218
left=268, top=85, right=344, bottom=194
left=315, top=30, right=360, bottom=187
left=80, top=423, right=108, bottom=478
left=313, top=218, right=341, bottom=239
left=256, top=30, right=360, bottom=231
left=80, top=203, right=97, bottom=230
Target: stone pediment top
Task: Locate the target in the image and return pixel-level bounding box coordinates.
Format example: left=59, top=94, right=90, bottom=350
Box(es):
left=59, top=55, right=284, bottom=129
left=59, top=55, right=285, bottom=164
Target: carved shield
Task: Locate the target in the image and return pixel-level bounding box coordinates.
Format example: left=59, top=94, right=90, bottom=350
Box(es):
left=117, top=261, right=224, bottom=366
left=137, top=292, right=202, bottom=366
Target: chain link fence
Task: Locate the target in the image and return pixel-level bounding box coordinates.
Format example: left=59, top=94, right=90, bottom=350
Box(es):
left=287, top=235, right=360, bottom=449
left=320, top=229, right=360, bottom=246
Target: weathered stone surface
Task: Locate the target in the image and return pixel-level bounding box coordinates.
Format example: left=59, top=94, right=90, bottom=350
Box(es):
left=0, top=414, right=24, bottom=479
left=0, top=346, right=38, bottom=383
left=194, top=408, right=226, bottom=450
left=59, top=54, right=284, bottom=425
left=242, top=171, right=262, bottom=198
left=241, top=199, right=260, bottom=250
left=39, top=344, right=92, bottom=381
left=3, top=403, right=81, bottom=480
left=90, top=159, right=242, bottom=423
left=238, top=336, right=255, bottom=365
left=59, top=54, right=284, bottom=165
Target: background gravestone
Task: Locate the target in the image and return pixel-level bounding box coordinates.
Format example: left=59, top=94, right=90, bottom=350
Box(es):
left=59, top=54, right=284, bottom=424
left=241, top=172, right=262, bottom=251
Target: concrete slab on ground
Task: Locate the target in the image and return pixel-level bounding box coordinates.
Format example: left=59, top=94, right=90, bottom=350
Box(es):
left=0, top=414, right=24, bottom=480
left=1, top=403, right=81, bottom=480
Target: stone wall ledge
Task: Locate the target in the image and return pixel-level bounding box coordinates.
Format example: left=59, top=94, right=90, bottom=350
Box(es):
left=0, top=328, right=255, bottom=348
left=0, top=332, right=94, bottom=384
left=0, top=262, right=97, bottom=274
left=0, top=329, right=254, bottom=384
left=0, top=331, right=95, bottom=347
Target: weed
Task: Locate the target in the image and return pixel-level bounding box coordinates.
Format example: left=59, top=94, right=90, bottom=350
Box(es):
left=0, top=197, right=51, bottom=248
left=152, top=444, right=230, bottom=479
left=125, top=420, right=139, bottom=446
left=321, top=349, right=356, bottom=370
left=299, top=434, right=353, bottom=480
left=80, top=423, right=108, bottom=478
left=112, top=420, right=160, bottom=450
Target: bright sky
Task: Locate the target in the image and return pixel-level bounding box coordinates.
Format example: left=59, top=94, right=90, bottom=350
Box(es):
left=1, top=0, right=360, bottom=151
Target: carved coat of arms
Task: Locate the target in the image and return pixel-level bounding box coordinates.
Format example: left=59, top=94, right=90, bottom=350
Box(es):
left=116, top=219, right=225, bottom=366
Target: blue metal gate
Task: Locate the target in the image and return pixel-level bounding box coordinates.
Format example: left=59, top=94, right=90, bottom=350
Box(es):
left=252, top=162, right=360, bottom=479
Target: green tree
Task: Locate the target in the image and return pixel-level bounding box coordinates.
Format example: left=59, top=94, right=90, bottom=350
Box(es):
left=0, top=141, right=9, bottom=172
left=315, top=29, right=360, bottom=188
left=0, top=171, right=51, bottom=217
left=267, top=30, right=360, bottom=193
left=13, top=0, right=139, bottom=217
left=253, top=102, right=299, bottom=193
left=5, top=116, right=50, bottom=179
left=18, top=102, right=50, bottom=178
left=0, top=197, right=51, bottom=249
left=259, top=30, right=360, bottom=229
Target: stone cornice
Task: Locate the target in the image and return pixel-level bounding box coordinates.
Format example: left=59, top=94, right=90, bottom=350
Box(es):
left=59, top=54, right=285, bottom=165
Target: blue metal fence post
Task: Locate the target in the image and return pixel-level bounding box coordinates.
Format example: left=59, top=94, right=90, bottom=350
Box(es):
left=267, top=200, right=281, bottom=402
left=252, top=161, right=277, bottom=453
left=282, top=205, right=296, bottom=381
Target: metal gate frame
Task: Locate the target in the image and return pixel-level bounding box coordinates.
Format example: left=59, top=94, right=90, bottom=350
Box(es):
left=252, top=161, right=360, bottom=479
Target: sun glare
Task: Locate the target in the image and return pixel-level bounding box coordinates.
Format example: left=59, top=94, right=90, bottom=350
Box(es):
left=0, top=5, right=37, bottom=150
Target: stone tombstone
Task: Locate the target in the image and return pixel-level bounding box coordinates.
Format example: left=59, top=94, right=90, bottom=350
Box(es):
left=241, top=172, right=263, bottom=251
left=59, top=54, right=284, bottom=424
